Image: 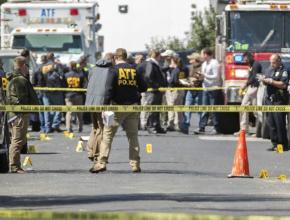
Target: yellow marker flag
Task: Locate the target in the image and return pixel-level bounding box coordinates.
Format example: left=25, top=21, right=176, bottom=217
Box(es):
left=276, top=144, right=284, bottom=154
left=259, top=169, right=269, bottom=179
left=146, top=144, right=152, bottom=154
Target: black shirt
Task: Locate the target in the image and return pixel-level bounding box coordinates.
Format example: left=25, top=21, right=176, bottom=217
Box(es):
left=168, top=67, right=189, bottom=87
left=104, top=62, right=148, bottom=105
left=246, top=61, right=262, bottom=88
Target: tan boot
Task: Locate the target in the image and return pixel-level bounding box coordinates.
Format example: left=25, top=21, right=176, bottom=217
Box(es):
left=89, top=163, right=106, bottom=173
left=131, top=166, right=141, bottom=173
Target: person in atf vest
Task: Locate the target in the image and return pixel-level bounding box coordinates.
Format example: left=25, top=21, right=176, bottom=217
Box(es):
left=93, top=48, right=147, bottom=173
left=261, top=54, right=289, bottom=152
left=41, top=52, right=65, bottom=133
left=64, top=61, right=87, bottom=133
left=6, top=56, right=38, bottom=174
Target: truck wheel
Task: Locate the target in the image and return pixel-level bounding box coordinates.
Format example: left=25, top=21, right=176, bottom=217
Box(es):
left=218, top=112, right=240, bottom=134
left=261, top=113, right=270, bottom=139
left=21, top=142, right=28, bottom=154
left=0, top=149, right=9, bottom=173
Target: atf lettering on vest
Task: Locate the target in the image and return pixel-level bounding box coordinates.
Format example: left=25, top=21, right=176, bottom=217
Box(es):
left=179, top=71, right=186, bottom=79
left=42, top=64, right=54, bottom=74
left=67, top=77, right=81, bottom=88
left=118, top=68, right=137, bottom=86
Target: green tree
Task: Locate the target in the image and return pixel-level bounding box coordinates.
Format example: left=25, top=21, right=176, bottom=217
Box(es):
left=187, top=5, right=217, bottom=51
left=145, top=36, right=186, bottom=51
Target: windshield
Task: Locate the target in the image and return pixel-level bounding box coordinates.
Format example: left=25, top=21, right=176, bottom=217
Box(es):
left=12, top=34, right=82, bottom=54
left=228, top=12, right=283, bottom=52
left=1, top=56, right=15, bottom=73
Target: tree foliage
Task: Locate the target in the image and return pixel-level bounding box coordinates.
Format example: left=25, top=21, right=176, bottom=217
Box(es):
left=187, top=5, right=217, bottom=51
left=145, top=4, right=217, bottom=52
left=145, top=36, right=186, bottom=51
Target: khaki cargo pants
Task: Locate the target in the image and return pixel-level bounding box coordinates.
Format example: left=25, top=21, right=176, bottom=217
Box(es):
left=97, top=112, right=140, bottom=167
left=87, top=112, right=104, bottom=161
left=65, top=95, right=83, bottom=131
left=9, top=114, right=29, bottom=171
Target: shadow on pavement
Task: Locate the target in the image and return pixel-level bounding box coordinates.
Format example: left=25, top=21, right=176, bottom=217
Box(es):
left=1, top=193, right=290, bottom=210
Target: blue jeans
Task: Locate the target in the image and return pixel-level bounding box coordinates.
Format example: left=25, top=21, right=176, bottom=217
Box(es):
left=42, top=92, right=64, bottom=132
left=181, top=91, right=203, bottom=130
left=38, top=94, right=45, bottom=132
left=199, top=90, right=223, bottom=130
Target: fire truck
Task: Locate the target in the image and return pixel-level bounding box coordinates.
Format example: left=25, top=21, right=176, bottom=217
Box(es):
left=0, top=0, right=102, bottom=65
left=215, top=0, right=290, bottom=134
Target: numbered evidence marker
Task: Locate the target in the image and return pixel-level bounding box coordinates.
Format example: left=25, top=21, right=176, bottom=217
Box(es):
left=146, top=144, right=152, bottom=154
left=277, top=175, right=287, bottom=182
left=259, top=169, right=269, bottom=179
left=39, top=133, right=51, bottom=141
left=276, top=144, right=284, bottom=154
left=76, top=141, right=84, bottom=152
left=23, top=156, right=33, bottom=170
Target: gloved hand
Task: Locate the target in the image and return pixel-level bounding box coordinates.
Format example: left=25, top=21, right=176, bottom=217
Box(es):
left=256, top=74, right=265, bottom=82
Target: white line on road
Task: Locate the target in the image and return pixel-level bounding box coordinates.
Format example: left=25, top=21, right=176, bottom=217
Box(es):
left=198, top=135, right=269, bottom=142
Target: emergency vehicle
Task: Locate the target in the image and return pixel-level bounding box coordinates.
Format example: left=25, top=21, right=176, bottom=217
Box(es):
left=215, top=0, right=290, bottom=134
left=0, top=0, right=102, bottom=65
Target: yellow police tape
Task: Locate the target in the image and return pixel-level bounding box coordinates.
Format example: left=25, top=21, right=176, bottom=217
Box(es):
left=0, top=210, right=289, bottom=220
left=0, top=105, right=290, bottom=112
left=32, top=86, right=225, bottom=92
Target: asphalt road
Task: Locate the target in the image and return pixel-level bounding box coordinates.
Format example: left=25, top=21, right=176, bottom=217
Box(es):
left=1, top=121, right=290, bottom=216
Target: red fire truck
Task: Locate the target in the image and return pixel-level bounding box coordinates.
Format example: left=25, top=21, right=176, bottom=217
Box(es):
left=215, top=0, right=290, bottom=134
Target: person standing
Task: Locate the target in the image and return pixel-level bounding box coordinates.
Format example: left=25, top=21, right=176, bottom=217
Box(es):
left=6, top=56, right=38, bottom=173
left=93, top=48, right=147, bottom=173
left=261, top=54, right=289, bottom=151
left=33, top=55, right=48, bottom=133
left=41, top=52, right=65, bottom=133
left=194, top=48, right=223, bottom=135
left=180, top=53, right=203, bottom=134
left=166, top=55, right=188, bottom=131
left=238, top=52, right=262, bottom=135
left=144, top=49, right=167, bottom=134
left=85, top=53, right=114, bottom=171
left=64, top=61, right=87, bottom=133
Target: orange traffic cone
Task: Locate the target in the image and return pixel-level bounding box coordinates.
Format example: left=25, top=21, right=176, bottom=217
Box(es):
left=228, top=130, right=253, bottom=178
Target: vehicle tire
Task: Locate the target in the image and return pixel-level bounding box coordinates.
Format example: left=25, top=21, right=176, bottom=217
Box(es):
left=261, top=113, right=270, bottom=139
left=0, top=113, right=10, bottom=173
left=256, top=121, right=262, bottom=138
left=0, top=149, right=9, bottom=173
left=218, top=112, right=240, bottom=134
left=21, top=142, right=28, bottom=154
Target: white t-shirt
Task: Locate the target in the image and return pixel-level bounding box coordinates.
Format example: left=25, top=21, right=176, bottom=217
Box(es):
left=201, top=59, right=222, bottom=88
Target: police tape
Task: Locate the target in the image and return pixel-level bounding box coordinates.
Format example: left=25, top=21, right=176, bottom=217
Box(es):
left=1, top=105, right=290, bottom=112
left=0, top=210, right=289, bottom=220
left=33, top=87, right=87, bottom=92
left=31, top=86, right=225, bottom=92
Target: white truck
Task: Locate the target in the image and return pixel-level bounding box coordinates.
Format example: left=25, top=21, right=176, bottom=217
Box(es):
left=0, top=0, right=102, bottom=65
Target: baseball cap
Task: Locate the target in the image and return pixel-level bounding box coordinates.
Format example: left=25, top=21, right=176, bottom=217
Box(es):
left=161, top=49, right=177, bottom=57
